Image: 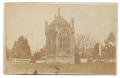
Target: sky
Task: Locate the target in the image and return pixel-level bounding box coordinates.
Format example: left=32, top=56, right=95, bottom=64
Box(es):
left=5, top=3, right=117, bottom=55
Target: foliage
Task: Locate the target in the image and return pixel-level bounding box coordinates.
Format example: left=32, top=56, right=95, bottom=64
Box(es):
left=6, top=46, right=10, bottom=59
left=33, top=45, right=46, bottom=61
left=74, top=33, right=95, bottom=58
left=33, top=51, right=41, bottom=61
left=11, top=35, right=31, bottom=59
left=30, top=56, right=36, bottom=63
left=103, top=32, right=116, bottom=58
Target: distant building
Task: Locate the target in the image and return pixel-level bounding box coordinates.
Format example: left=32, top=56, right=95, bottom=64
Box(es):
left=45, top=7, right=75, bottom=63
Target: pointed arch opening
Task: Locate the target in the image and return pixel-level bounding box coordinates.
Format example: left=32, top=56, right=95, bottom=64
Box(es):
left=59, top=29, right=71, bottom=56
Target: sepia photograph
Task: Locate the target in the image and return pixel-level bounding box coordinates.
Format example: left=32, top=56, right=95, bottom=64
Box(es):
left=3, top=2, right=118, bottom=75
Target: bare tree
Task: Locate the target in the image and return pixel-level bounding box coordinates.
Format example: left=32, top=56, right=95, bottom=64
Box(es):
left=74, top=33, right=85, bottom=54
left=74, top=33, right=95, bottom=58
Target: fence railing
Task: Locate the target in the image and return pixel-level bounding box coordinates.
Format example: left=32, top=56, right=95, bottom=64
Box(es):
left=12, top=58, right=31, bottom=64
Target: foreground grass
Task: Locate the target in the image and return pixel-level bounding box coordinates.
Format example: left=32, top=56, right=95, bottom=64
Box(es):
left=6, top=61, right=116, bottom=75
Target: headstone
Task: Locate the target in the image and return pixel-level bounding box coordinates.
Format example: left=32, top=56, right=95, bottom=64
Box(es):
left=80, top=59, right=87, bottom=63
left=99, top=42, right=101, bottom=57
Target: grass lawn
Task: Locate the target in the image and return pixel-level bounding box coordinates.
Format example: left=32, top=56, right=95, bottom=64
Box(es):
left=5, top=61, right=116, bottom=75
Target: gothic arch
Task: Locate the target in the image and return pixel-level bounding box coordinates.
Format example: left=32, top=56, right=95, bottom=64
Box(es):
left=59, top=28, right=70, bottom=37
left=59, top=28, right=70, bottom=55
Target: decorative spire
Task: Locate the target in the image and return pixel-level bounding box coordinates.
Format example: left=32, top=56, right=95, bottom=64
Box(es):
left=45, top=20, right=48, bottom=24
left=71, top=18, right=74, bottom=28
left=58, top=7, right=60, bottom=15
left=45, top=20, right=48, bottom=29
left=54, top=14, right=56, bottom=18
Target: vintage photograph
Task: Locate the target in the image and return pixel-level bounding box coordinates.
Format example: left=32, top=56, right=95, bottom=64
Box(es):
left=4, top=2, right=117, bottom=74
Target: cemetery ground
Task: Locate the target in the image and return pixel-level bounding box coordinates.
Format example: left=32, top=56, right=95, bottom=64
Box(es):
left=6, top=60, right=116, bottom=74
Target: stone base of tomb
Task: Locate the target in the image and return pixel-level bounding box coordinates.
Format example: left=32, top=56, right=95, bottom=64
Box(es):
left=46, top=56, right=75, bottom=64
